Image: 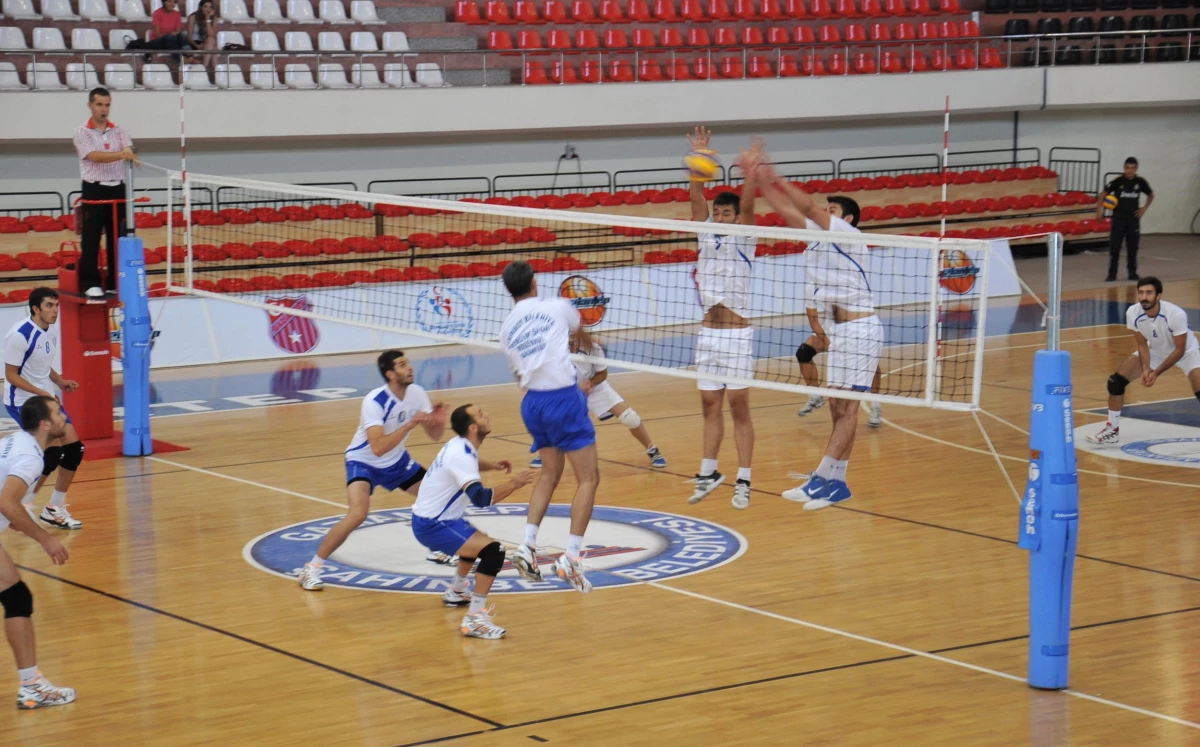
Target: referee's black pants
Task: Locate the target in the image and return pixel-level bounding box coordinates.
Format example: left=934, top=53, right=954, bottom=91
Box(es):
left=79, top=181, right=126, bottom=293
left=1107, top=216, right=1140, bottom=279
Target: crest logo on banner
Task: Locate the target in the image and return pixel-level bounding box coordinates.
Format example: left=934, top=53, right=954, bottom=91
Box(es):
left=938, top=250, right=981, bottom=295
left=416, top=286, right=475, bottom=338
left=559, top=275, right=610, bottom=327
left=266, top=296, right=321, bottom=354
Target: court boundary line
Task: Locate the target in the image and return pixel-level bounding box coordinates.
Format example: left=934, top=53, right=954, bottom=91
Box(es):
left=151, top=453, right=1200, bottom=732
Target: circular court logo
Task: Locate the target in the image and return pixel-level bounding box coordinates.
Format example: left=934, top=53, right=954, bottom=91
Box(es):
left=244, top=504, right=746, bottom=594
left=1120, top=438, right=1200, bottom=465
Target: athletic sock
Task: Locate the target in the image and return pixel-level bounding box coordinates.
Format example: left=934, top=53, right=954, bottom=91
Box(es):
left=309, top=554, right=325, bottom=568
left=18, top=666, right=38, bottom=686
left=736, top=467, right=751, bottom=483
left=700, top=458, right=718, bottom=477
left=468, top=593, right=488, bottom=615
left=1108, top=410, right=1121, bottom=428
left=48, top=490, right=67, bottom=509
left=815, top=456, right=837, bottom=480
left=832, top=460, right=848, bottom=483
left=452, top=571, right=469, bottom=593
left=523, top=522, right=539, bottom=549
left=566, top=534, right=584, bottom=560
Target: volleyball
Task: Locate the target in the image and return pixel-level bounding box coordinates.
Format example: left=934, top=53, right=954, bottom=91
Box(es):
left=1102, top=194, right=1119, bottom=210
left=939, top=249, right=979, bottom=295
left=684, top=149, right=722, bottom=183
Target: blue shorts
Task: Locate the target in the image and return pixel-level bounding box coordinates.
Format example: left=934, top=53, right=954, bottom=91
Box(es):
left=521, top=385, right=595, bottom=454
left=5, top=402, right=71, bottom=426
left=345, top=452, right=426, bottom=493
left=411, top=515, right=476, bottom=556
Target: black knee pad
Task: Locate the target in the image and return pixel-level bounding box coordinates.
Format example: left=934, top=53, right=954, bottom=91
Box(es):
left=795, top=343, right=818, bottom=364
left=0, top=581, right=33, bottom=619
left=59, top=440, right=85, bottom=471
left=41, top=447, right=63, bottom=478
left=1107, top=373, right=1129, bottom=397
left=476, top=541, right=505, bottom=577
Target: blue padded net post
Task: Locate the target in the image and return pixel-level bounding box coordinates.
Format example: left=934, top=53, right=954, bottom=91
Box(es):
left=117, top=235, right=153, bottom=456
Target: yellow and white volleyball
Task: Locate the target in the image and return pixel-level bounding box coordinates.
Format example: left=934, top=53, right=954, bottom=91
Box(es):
left=684, top=149, right=722, bottom=183
left=1102, top=194, right=1119, bottom=210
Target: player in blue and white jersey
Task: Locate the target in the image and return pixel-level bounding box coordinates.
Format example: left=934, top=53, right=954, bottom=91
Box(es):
left=298, top=350, right=447, bottom=591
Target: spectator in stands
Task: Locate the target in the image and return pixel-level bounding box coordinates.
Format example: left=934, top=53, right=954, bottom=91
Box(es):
left=187, top=0, right=219, bottom=71
left=152, top=0, right=187, bottom=45
left=1098, top=157, right=1153, bottom=283
left=73, top=88, right=139, bottom=299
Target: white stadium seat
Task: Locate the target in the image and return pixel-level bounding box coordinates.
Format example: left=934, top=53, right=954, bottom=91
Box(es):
left=142, top=62, right=175, bottom=89
left=182, top=63, right=216, bottom=89
left=415, top=62, right=447, bottom=87
left=65, top=62, right=101, bottom=90
left=26, top=62, right=67, bottom=90
left=350, top=0, right=382, bottom=23
left=316, top=30, right=344, bottom=51
left=383, top=61, right=411, bottom=87
left=349, top=30, right=376, bottom=51
left=283, top=62, right=316, bottom=88
left=249, top=62, right=280, bottom=88
left=215, top=62, right=252, bottom=88
left=80, top=0, right=119, bottom=21
left=0, top=61, right=26, bottom=89
left=0, top=27, right=26, bottom=48
left=318, top=0, right=350, bottom=23
left=285, top=0, right=319, bottom=23
left=116, top=0, right=150, bottom=21
left=253, top=0, right=287, bottom=22
left=381, top=31, right=408, bottom=52
left=250, top=30, right=280, bottom=51
left=104, top=62, right=137, bottom=89
left=108, top=28, right=137, bottom=48
left=32, top=27, right=67, bottom=50
left=317, top=62, right=353, bottom=88
left=72, top=28, right=106, bottom=49
left=216, top=30, right=245, bottom=47
left=284, top=30, right=312, bottom=51
left=2, top=0, right=40, bottom=20
left=350, top=62, right=385, bottom=88
left=41, top=0, right=81, bottom=20
left=220, top=0, right=255, bottom=22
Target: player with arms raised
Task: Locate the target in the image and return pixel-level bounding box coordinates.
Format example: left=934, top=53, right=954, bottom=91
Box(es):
left=1088, top=276, right=1200, bottom=445
left=298, top=350, right=447, bottom=590
left=686, top=125, right=758, bottom=510
left=412, top=404, right=535, bottom=639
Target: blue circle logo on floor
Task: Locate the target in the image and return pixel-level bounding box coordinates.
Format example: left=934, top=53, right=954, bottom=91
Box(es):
left=1120, top=438, right=1200, bottom=465
left=244, top=504, right=747, bottom=594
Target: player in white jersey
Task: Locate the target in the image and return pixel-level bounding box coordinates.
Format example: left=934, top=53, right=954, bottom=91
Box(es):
left=412, top=404, right=535, bottom=639
left=754, top=152, right=883, bottom=510
left=686, top=126, right=759, bottom=510
left=530, top=331, right=667, bottom=469
left=500, top=260, right=597, bottom=592
left=0, top=396, right=75, bottom=709
left=1088, top=276, right=1200, bottom=445
left=3, top=288, right=84, bottom=530
left=796, top=281, right=883, bottom=427
left=298, top=350, right=447, bottom=590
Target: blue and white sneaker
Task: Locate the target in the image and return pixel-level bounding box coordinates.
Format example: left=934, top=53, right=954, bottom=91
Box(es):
left=530, top=455, right=542, bottom=469
left=648, top=447, right=667, bottom=469
left=781, top=472, right=816, bottom=502
left=803, top=479, right=853, bottom=511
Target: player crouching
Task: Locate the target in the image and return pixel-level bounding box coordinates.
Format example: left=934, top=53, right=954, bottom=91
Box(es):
left=412, top=405, right=535, bottom=640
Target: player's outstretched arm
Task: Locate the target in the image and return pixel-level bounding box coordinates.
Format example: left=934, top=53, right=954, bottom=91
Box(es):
left=757, top=170, right=809, bottom=230
left=687, top=126, right=712, bottom=222
left=737, top=138, right=763, bottom=224
left=472, top=471, right=535, bottom=506
left=0, top=475, right=67, bottom=564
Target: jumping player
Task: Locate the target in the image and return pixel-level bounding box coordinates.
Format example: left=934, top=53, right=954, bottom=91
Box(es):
left=531, top=330, right=667, bottom=470
left=3, top=288, right=84, bottom=530
left=500, top=260, right=597, bottom=592
left=755, top=154, right=882, bottom=509
left=412, top=404, right=535, bottom=639
left=686, top=125, right=758, bottom=510
left=298, top=350, right=447, bottom=590
left=0, top=396, right=74, bottom=708
left=1087, top=276, right=1200, bottom=445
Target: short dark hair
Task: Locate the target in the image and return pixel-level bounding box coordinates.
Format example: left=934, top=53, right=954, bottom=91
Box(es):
left=377, top=349, right=405, bottom=381
left=502, top=260, right=535, bottom=298
left=713, top=191, right=741, bottom=213
left=1137, top=276, right=1162, bottom=295
left=827, top=196, right=861, bottom=227
left=450, top=404, right=475, bottom=437
left=1124, top=157, right=1138, bottom=167
left=28, top=287, right=58, bottom=314
left=88, top=87, right=110, bottom=103
left=20, top=396, right=56, bottom=433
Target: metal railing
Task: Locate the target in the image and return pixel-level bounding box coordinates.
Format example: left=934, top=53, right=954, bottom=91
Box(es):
left=613, top=166, right=724, bottom=192
left=493, top=170, right=613, bottom=196
left=1049, top=147, right=1102, bottom=194
left=946, top=147, right=1040, bottom=171
left=366, top=176, right=492, bottom=201
left=839, top=153, right=942, bottom=179
left=0, top=191, right=66, bottom=218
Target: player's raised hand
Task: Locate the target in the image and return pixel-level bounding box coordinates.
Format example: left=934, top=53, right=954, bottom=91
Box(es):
left=687, top=126, right=712, bottom=152
left=1142, top=370, right=1157, bottom=388
left=41, top=536, right=69, bottom=565
left=737, top=137, right=766, bottom=173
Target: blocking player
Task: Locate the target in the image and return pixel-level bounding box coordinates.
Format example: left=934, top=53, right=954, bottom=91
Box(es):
left=298, top=350, right=447, bottom=590
left=1087, top=276, right=1200, bottom=445
left=797, top=281, right=884, bottom=428
left=412, top=404, right=535, bottom=639
left=0, top=396, right=74, bottom=708
left=531, top=330, right=667, bottom=470
left=686, top=125, right=758, bottom=510
left=755, top=154, right=882, bottom=510
left=500, top=260, right=597, bottom=592
left=3, top=288, right=84, bottom=530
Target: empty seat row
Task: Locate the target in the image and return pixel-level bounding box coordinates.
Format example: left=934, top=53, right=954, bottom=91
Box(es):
left=0, top=26, right=150, bottom=50
left=1005, top=13, right=1198, bottom=34
left=0, top=0, right=380, bottom=24
left=1029, top=39, right=1197, bottom=64
left=204, top=28, right=406, bottom=52
left=458, top=0, right=967, bottom=25
left=986, top=0, right=1191, bottom=12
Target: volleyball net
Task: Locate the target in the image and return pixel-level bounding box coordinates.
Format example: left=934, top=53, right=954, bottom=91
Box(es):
left=159, top=172, right=994, bottom=411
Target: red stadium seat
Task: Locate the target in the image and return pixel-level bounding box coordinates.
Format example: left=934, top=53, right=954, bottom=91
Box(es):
left=940, top=0, right=965, bottom=12
left=908, top=0, right=930, bottom=13
left=438, top=264, right=472, bottom=279
left=828, top=51, right=848, bottom=74
left=779, top=55, right=802, bottom=76
left=785, top=0, right=807, bottom=15
left=953, top=48, right=976, bottom=69
left=741, top=26, right=765, bottom=45
left=343, top=270, right=374, bottom=284
left=881, top=50, right=904, bottom=71
left=837, top=0, right=863, bottom=17
left=669, top=249, right=699, bottom=263
left=869, top=22, right=892, bottom=40
left=661, top=27, right=683, bottom=46
left=407, top=266, right=440, bottom=281
left=907, top=48, right=929, bottom=70
left=938, top=21, right=959, bottom=39
left=960, top=19, right=979, bottom=37
left=310, top=204, right=345, bottom=220
left=734, top=0, right=758, bottom=18
left=653, top=0, right=680, bottom=18
left=917, top=21, right=937, bottom=40
left=719, top=56, right=745, bottom=78
left=748, top=55, right=773, bottom=76
left=760, top=0, right=785, bottom=16
left=669, top=58, right=693, bottom=80
left=514, top=0, right=544, bottom=21
left=846, top=23, right=867, bottom=41
left=488, top=30, right=513, bottom=49
left=455, top=0, right=485, bottom=21
left=606, top=60, right=635, bottom=82
left=714, top=26, right=737, bottom=45
left=894, top=22, right=916, bottom=40
left=377, top=235, right=409, bottom=252
left=980, top=47, right=1004, bottom=68
left=250, top=275, right=285, bottom=291
left=639, top=58, right=666, bottom=80
left=371, top=267, right=405, bottom=283
left=570, top=0, right=599, bottom=21
left=579, top=60, right=602, bottom=83
left=930, top=47, right=948, bottom=70
left=688, top=27, right=712, bottom=46
left=281, top=239, right=319, bottom=256
left=485, top=0, right=515, bottom=22
left=524, top=61, right=551, bottom=83
left=599, top=0, right=629, bottom=21
left=551, top=60, right=578, bottom=83
left=281, top=274, right=319, bottom=289
left=628, top=0, right=652, bottom=18
left=794, top=25, right=816, bottom=42
left=693, top=57, right=714, bottom=79
left=575, top=29, right=600, bottom=49
left=810, top=0, right=834, bottom=16
left=468, top=262, right=503, bottom=277
left=604, top=29, right=628, bottom=48
left=819, top=24, right=841, bottom=42
left=861, top=0, right=884, bottom=13
left=542, top=0, right=569, bottom=20
left=644, top=251, right=670, bottom=264
left=517, top=30, right=544, bottom=50
left=680, top=0, right=706, bottom=17
left=707, top=0, right=734, bottom=18
left=767, top=26, right=790, bottom=44
left=800, top=53, right=828, bottom=75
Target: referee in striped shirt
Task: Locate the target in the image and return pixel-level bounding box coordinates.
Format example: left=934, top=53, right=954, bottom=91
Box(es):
left=72, top=88, right=139, bottom=299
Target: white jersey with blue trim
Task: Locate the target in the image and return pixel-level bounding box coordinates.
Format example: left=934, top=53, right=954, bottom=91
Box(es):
left=344, top=384, right=432, bottom=468
left=804, top=215, right=874, bottom=314
left=411, top=436, right=482, bottom=521
left=0, top=431, right=45, bottom=532
left=696, top=217, right=757, bottom=319
left=500, top=296, right=580, bottom=391
left=1126, top=300, right=1198, bottom=361
left=3, top=317, right=58, bottom=410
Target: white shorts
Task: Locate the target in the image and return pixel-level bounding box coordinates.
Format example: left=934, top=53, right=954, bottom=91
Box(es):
left=696, top=326, right=754, bottom=391
left=1135, top=347, right=1200, bottom=376
left=827, top=316, right=883, bottom=391
left=587, top=381, right=625, bottom=419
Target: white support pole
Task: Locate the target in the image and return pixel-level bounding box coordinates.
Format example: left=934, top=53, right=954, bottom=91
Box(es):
left=1046, top=232, right=1063, bottom=351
